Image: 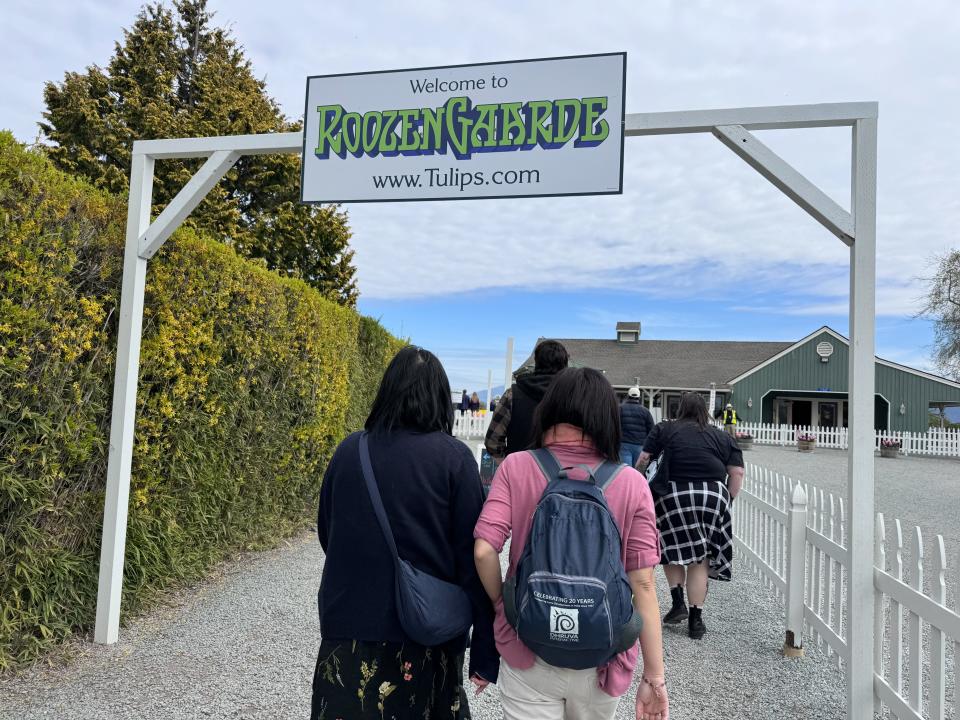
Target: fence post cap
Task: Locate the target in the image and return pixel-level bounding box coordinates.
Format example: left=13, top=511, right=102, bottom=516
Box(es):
left=790, top=483, right=807, bottom=506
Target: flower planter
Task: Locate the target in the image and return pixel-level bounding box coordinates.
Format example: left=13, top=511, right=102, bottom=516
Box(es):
left=738, top=438, right=754, bottom=451
left=797, top=439, right=816, bottom=453
left=880, top=445, right=900, bottom=458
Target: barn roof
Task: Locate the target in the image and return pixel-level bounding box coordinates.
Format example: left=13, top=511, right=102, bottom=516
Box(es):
left=517, top=337, right=793, bottom=390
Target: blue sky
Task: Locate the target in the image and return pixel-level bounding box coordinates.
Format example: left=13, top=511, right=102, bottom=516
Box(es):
left=362, top=287, right=939, bottom=396
left=4, top=0, right=959, bottom=394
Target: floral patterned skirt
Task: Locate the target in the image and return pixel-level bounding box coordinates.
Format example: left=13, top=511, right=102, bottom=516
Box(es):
left=311, top=639, right=470, bottom=720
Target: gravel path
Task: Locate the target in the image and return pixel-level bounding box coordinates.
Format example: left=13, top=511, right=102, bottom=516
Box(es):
left=0, top=528, right=845, bottom=720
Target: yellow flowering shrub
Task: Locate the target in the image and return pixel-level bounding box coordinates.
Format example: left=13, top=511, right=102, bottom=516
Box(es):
left=0, top=132, right=398, bottom=667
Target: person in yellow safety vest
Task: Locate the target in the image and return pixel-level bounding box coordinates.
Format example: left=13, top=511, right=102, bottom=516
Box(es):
left=716, top=403, right=739, bottom=437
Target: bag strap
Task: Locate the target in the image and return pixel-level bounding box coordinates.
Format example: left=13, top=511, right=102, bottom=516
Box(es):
left=358, top=432, right=400, bottom=564
left=530, top=447, right=564, bottom=483
left=593, top=460, right=626, bottom=491
left=655, top=422, right=676, bottom=459
left=531, top=448, right=623, bottom=492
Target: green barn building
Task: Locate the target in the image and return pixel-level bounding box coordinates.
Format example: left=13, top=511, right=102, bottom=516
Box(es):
left=517, top=324, right=960, bottom=433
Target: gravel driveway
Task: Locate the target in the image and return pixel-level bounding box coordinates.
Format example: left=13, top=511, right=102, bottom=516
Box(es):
left=0, top=528, right=845, bottom=720
left=744, top=444, right=960, bottom=605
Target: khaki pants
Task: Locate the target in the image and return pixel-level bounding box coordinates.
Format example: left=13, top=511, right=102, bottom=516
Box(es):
left=724, top=423, right=737, bottom=437
left=499, top=658, right=621, bottom=720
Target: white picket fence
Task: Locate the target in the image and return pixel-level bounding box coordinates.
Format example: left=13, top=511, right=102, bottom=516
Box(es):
left=734, top=465, right=849, bottom=664
left=731, top=422, right=960, bottom=458
left=736, top=463, right=960, bottom=719
left=453, top=410, right=492, bottom=438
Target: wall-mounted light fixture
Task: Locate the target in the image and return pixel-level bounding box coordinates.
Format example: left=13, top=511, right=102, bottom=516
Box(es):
left=899, top=403, right=906, bottom=415
left=747, top=397, right=753, bottom=408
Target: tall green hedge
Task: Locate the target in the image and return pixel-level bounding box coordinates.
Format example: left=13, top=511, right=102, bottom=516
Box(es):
left=347, top=316, right=407, bottom=433
left=0, top=132, right=400, bottom=668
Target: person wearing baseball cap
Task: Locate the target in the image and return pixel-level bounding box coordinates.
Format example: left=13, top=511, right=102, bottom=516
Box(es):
left=619, top=386, right=655, bottom=467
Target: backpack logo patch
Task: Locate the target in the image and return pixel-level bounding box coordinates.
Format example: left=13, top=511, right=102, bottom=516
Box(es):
left=549, top=606, right=579, bottom=641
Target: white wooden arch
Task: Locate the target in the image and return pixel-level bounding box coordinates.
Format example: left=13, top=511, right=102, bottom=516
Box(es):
left=96, top=101, right=878, bottom=720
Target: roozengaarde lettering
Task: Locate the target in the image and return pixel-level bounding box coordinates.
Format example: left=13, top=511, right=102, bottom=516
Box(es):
left=314, top=95, right=610, bottom=160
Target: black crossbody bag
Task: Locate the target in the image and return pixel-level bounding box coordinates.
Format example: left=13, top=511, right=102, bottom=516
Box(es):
left=358, top=432, right=473, bottom=647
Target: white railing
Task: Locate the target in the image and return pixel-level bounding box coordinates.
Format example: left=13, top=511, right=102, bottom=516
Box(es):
left=728, top=421, right=960, bottom=458
left=453, top=410, right=492, bottom=438
left=735, top=463, right=960, bottom=718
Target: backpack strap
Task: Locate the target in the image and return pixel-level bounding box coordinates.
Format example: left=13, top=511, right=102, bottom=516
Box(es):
left=532, top=449, right=624, bottom=490
left=530, top=447, right=564, bottom=483
left=593, top=460, right=627, bottom=491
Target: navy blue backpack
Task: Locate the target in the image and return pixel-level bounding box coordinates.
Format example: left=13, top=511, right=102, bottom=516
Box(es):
left=502, top=449, right=643, bottom=669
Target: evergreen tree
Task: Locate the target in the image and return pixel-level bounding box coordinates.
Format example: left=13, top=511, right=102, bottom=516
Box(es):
left=40, top=0, right=357, bottom=305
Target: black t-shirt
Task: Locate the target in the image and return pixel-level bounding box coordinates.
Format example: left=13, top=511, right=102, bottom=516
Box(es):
left=642, top=420, right=744, bottom=484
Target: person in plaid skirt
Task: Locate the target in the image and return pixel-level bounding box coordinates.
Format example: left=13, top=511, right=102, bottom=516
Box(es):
left=638, top=393, right=744, bottom=640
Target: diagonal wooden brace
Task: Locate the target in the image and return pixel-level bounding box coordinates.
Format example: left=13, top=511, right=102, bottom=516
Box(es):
left=712, top=124, right=855, bottom=245
left=138, top=149, right=240, bottom=260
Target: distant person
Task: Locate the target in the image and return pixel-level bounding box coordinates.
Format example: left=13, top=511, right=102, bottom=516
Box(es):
left=639, top=392, right=744, bottom=640
left=715, top=402, right=739, bottom=437
left=484, top=340, right=569, bottom=461
left=489, top=395, right=500, bottom=412
left=474, top=367, right=668, bottom=719
left=312, top=347, right=497, bottom=718
left=460, top=389, right=470, bottom=413
left=620, top=386, right=655, bottom=467
left=469, top=391, right=481, bottom=413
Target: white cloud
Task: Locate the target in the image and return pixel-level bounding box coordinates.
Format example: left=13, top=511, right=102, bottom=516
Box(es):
left=3, top=0, right=958, bottom=318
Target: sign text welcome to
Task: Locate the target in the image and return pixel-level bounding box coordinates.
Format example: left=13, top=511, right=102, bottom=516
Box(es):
left=300, top=54, right=626, bottom=203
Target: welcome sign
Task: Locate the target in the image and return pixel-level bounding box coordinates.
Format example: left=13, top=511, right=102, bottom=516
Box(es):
left=300, top=53, right=626, bottom=203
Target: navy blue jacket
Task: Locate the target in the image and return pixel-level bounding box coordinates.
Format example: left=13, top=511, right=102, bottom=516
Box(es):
left=317, top=430, right=498, bottom=681
left=620, top=399, right=655, bottom=446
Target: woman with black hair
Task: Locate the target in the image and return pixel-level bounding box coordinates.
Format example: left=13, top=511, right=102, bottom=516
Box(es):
left=312, top=346, right=498, bottom=719
left=474, top=367, right=669, bottom=720
left=638, top=392, right=744, bottom=640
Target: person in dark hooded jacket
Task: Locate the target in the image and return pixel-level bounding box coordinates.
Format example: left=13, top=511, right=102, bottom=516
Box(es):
left=484, top=340, right=568, bottom=461
left=620, top=386, right=655, bottom=467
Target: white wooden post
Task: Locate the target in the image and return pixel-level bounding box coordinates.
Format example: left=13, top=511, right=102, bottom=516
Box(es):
left=846, top=115, right=878, bottom=720
left=504, top=337, right=514, bottom=393
left=908, top=527, right=924, bottom=712
left=486, top=368, right=493, bottom=413
left=94, top=153, right=154, bottom=644
left=929, top=535, right=946, bottom=720
left=891, top=519, right=905, bottom=694
left=873, top=513, right=886, bottom=716
left=784, top=482, right=807, bottom=657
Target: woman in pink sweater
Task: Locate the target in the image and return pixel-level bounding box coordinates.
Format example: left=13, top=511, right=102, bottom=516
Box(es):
left=473, top=368, right=669, bottom=720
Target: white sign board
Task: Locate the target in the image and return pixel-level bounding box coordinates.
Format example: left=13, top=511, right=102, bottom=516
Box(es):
left=300, top=53, right=625, bottom=203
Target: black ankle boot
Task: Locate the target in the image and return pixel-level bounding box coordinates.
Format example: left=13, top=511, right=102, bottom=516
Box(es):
left=663, top=586, right=688, bottom=624
left=688, top=606, right=706, bottom=639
